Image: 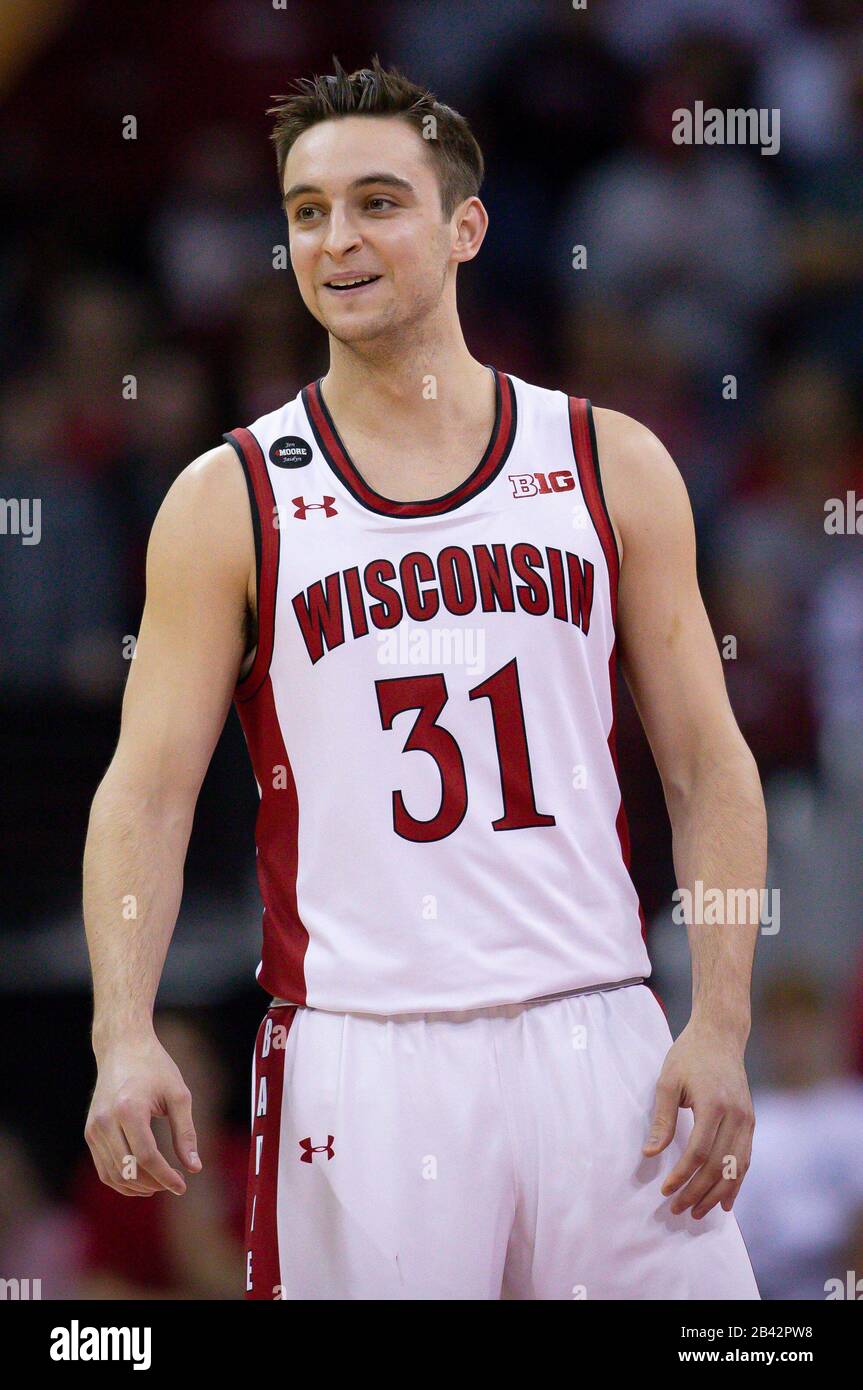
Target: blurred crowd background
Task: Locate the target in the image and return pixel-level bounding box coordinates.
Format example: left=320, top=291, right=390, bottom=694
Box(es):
left=1, top=0, right=862, bottom=1301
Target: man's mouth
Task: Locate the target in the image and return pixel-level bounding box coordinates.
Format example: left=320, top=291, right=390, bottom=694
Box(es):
left=324, top=275, right=382, bottom=295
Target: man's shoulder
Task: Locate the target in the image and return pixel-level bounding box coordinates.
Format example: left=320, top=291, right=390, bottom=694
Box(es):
left=591, top=405, right=668, bottom=465
left=591, top=406, right=686, bottom=496
left=147, top=442, right=254, bottom=586
left=162, top=441, right=249, bottom=516
left=589, top=406, right=693, bottom=554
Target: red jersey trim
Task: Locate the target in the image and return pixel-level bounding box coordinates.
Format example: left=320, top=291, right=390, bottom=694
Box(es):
left=301, top=365, right=518, bottom=518
left=568, top=398, right=620, bottom=621
left=224, top=427, right=279, bottom=704
left=235, top=673, right=310, bottom=1005
left=568, top=397, right=648, bottom=949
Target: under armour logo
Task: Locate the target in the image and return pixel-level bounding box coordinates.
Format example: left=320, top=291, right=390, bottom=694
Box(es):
left=292, top=496, right=338, bottom=519
left=299, top=1135, right=335, bottom=1163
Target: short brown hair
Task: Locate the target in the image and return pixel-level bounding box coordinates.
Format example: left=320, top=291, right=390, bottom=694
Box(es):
left=268, top=54, right=485, bottom=221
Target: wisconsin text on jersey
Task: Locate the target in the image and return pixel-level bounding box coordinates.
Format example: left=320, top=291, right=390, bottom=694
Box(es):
left=290, top=540, right=596, bottom=664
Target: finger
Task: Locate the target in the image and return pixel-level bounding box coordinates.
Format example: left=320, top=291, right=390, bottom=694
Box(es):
left=719, top=1169, right=750, bottom=1212
left=718, top=1131, right=754, bottom=1213
left=103, top=1140, right=163, bottom=1195
left=643, top=1078, right=681, bottom=1156
left=113, top=1135, right=169, bottom=1194
left=87, top=1130, right=158, bottom=1196
left=87, top=1117, right=159, bottom=1193
left=693, top=1173, right=740, bottom=1219
left=670, top=1116, right=741, bottom=1214
left=119, top=1108, right=187, bottom=1195
left=661, top=1108, right=722, bottom=1196
left=166, top=1085, right=201, bottom=1173
left=104, top=1172, right=157, bottom=1197
left=693, top=1146, right=750, bottom=1219
left=671, top=1165, right=722, bottom=1215
left=86, top=1113, right=131, bottom=1178
left=112, top=1164, right=166, bottom=1196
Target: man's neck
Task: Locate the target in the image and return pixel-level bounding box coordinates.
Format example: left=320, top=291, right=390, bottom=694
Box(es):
left=320, top=338, right=493, bottom=447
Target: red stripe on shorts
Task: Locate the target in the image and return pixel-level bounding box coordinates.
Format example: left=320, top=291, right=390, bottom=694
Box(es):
left=244, top=1004, right=296, bottom=1299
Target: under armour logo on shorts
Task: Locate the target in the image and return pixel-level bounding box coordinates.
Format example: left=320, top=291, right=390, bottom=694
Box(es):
left=299, top=1135, right=335, bottom=1162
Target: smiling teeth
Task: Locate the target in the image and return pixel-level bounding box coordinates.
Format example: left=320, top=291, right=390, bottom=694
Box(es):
left=330, top=276, right=376, bottom=287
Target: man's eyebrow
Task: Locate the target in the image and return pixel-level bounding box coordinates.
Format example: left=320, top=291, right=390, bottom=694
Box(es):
left=282, top=173, right=416, bottom=207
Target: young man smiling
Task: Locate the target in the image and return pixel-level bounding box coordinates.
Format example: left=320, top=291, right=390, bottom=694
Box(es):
left=83, top=57, right=764, bottom=1300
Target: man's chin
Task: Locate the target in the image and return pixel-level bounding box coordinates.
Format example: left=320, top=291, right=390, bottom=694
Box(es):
left=324, top=314, right=394, bottom=345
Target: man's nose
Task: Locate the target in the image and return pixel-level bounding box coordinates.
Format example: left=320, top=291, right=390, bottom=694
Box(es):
left=322, top=205, right=362, bottom=257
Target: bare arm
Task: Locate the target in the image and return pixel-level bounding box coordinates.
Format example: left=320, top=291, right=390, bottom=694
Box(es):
left=83, top=443, right=255, bottom=1197
left=594, top=407, right=766, bottom=1219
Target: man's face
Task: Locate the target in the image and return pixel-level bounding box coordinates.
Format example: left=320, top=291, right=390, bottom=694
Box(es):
left=283, top=115, right=456, bottom=345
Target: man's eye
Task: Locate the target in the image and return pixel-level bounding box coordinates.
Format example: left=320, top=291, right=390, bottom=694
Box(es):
left=293, top=198, right=394, bottom=221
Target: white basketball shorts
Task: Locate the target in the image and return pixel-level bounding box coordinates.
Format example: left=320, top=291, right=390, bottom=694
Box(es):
left=243, top=981, right=759, bottom=1300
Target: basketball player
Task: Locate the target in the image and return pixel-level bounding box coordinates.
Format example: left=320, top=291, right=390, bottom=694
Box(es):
left=83, top=58, right=765, bottom=1300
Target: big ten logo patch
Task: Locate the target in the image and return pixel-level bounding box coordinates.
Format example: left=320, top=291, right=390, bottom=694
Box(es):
left=510, top=471, right=576, bottom=498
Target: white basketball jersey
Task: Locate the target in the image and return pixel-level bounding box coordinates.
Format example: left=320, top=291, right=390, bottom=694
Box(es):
left=225, top=365, right=650, bottom=1013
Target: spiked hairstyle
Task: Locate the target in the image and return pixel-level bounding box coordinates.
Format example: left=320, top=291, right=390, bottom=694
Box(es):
left=268, top=54, right=485, bottom=221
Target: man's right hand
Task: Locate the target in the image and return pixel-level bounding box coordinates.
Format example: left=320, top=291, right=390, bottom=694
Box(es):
left=85, top=1032, right=201, bottom=1197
